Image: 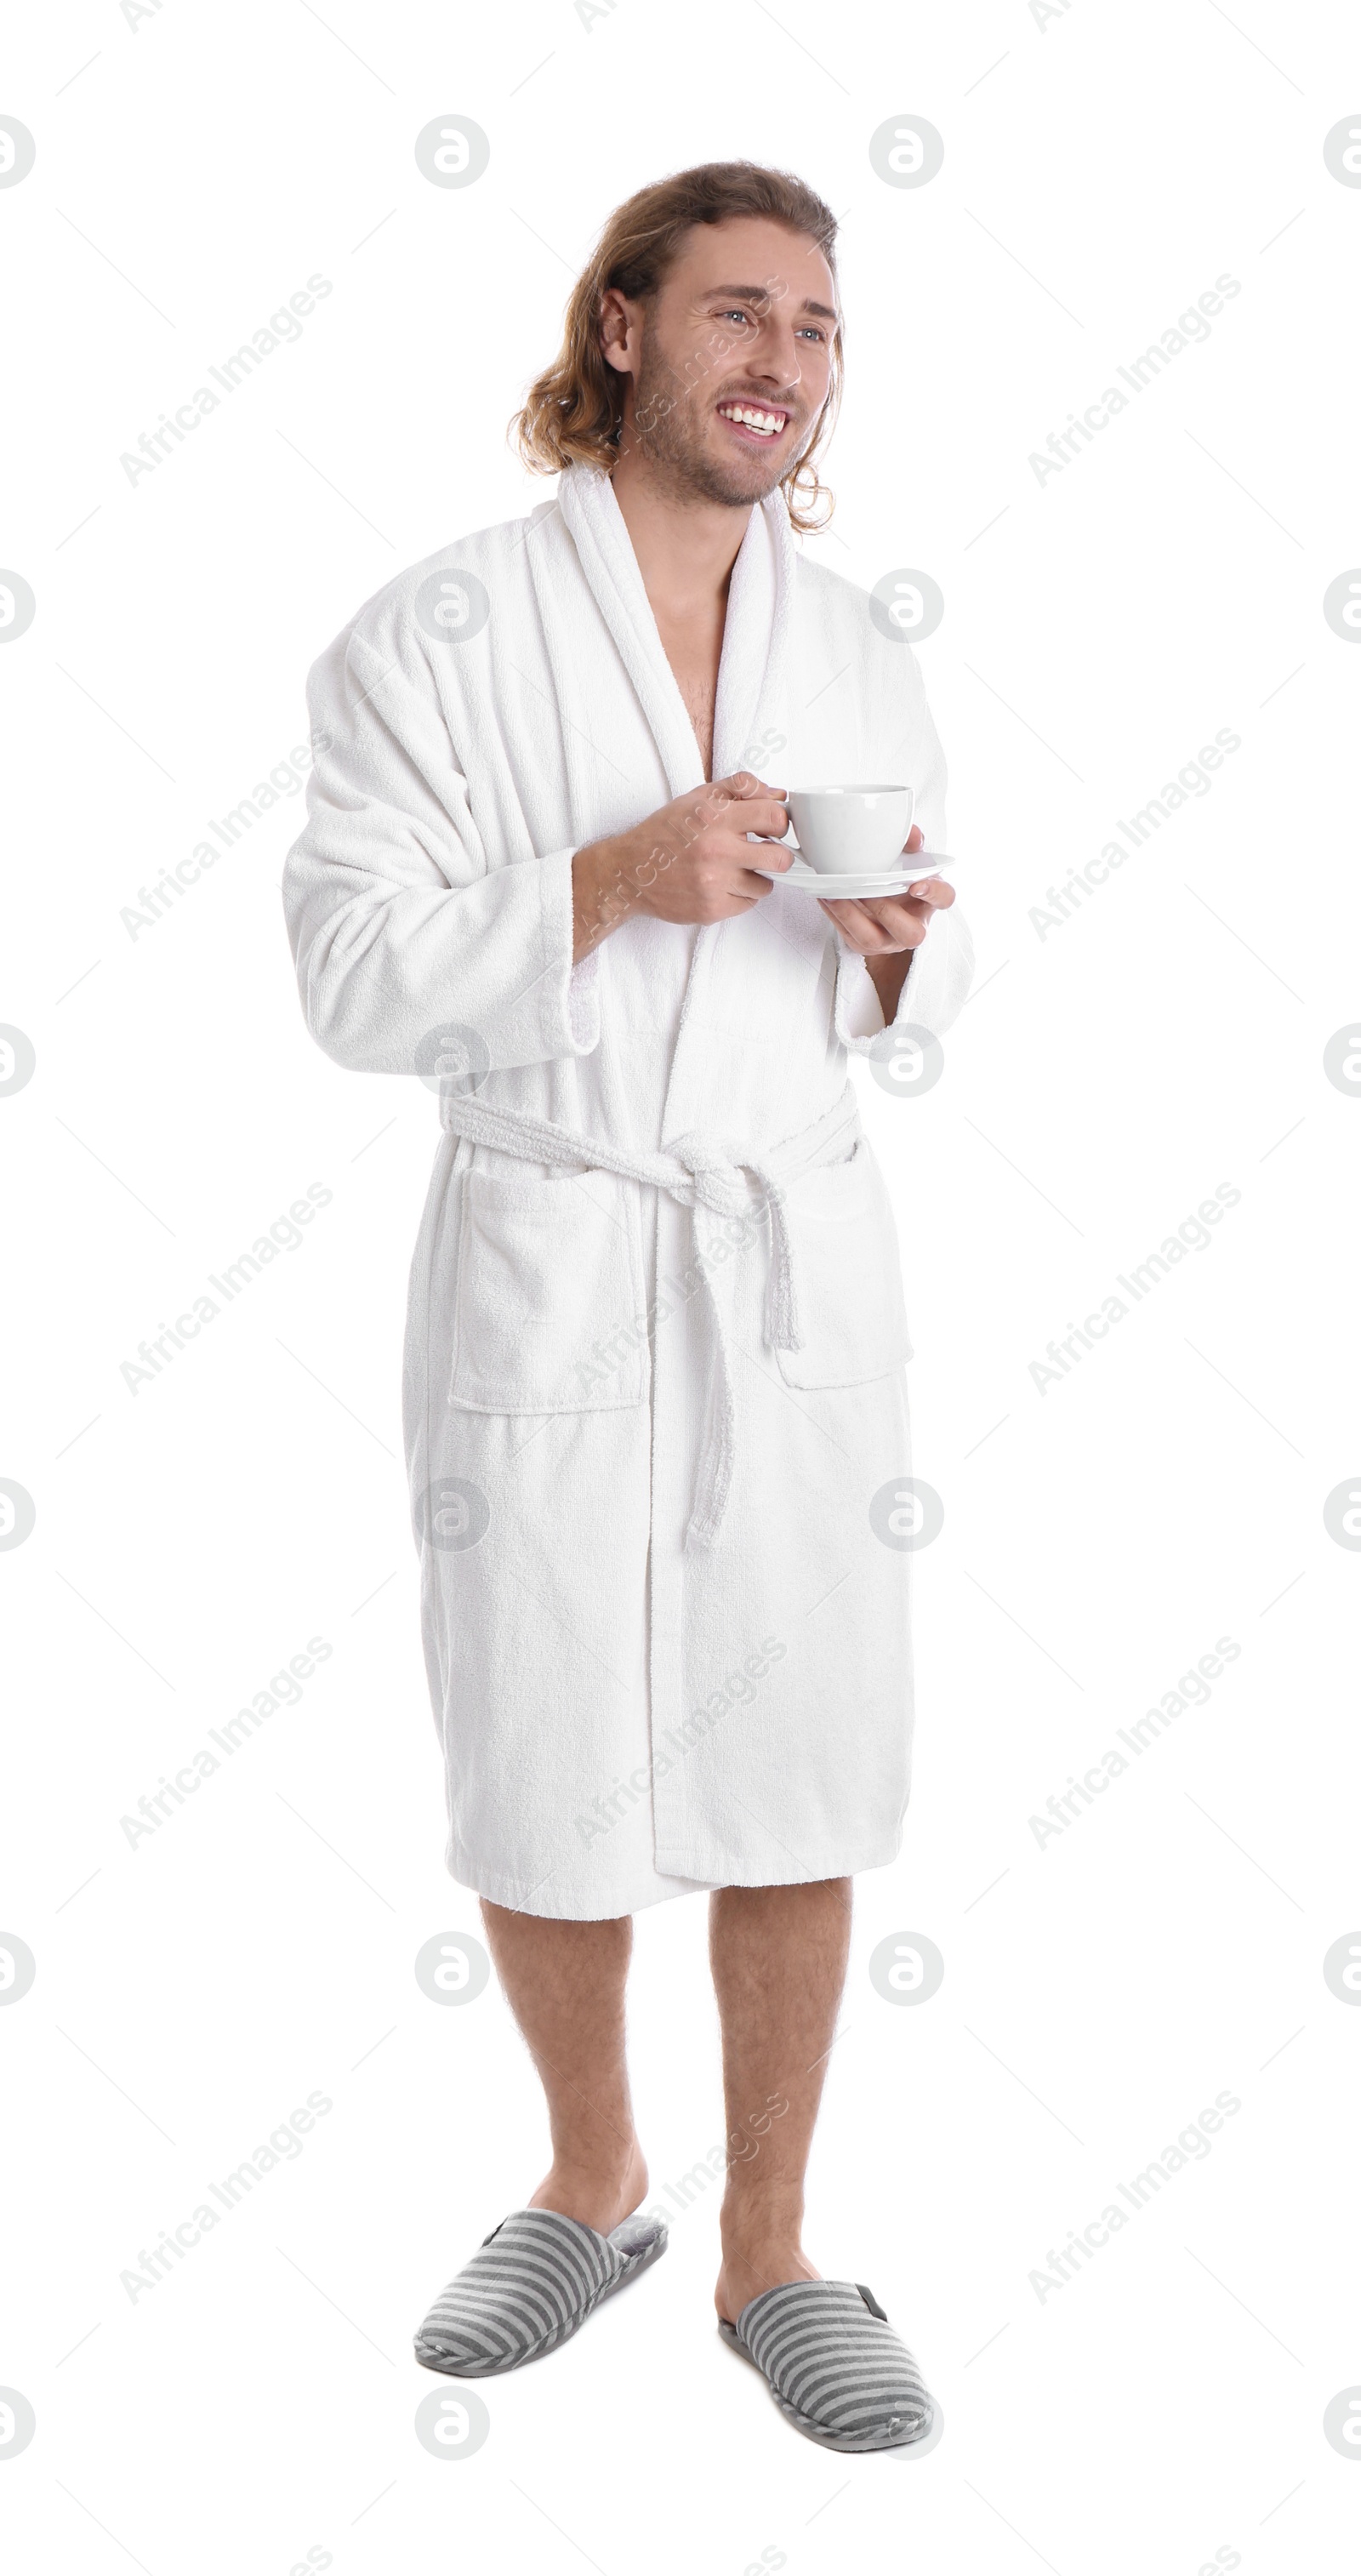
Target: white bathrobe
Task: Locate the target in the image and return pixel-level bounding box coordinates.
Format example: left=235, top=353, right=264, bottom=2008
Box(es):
left=282, top=463, right=973, bottom=1919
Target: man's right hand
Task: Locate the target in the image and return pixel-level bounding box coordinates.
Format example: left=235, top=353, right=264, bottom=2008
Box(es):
left=571, top=772, right=791, bottom=961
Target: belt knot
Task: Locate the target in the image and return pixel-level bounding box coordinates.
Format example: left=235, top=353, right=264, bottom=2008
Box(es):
left=663, top=1131, right=768, bottom=1223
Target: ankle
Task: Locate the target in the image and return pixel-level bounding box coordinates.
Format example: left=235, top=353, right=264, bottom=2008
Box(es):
left=720, top=2191, right=806, bottom=2255
left=550, top=2133, right=646, bottom=2190
left=715, top=2232, right=817, bottom=2321
left=531, top=2140, right=647, bottom=2236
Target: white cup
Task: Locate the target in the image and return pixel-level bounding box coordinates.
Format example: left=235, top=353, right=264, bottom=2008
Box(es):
left=785, top=783, right=916, bottom=875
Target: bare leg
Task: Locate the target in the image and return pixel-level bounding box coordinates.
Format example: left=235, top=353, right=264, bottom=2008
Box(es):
left=709, top=1878, right=852, bottom=2325
left=480, top=1899, right=647, bottom=2237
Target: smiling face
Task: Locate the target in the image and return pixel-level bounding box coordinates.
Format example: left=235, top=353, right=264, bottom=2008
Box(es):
left=601, top=214, right=839, bottom=508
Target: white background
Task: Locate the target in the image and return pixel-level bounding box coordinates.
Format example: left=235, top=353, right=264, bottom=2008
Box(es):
left=3, top=1, right=1359, bottom=2567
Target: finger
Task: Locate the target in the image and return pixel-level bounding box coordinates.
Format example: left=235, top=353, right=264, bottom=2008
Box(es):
left=726, top=803, right=796, bottom=845
left=818, top=896, right=925, bottom=951
left=849, top=892, right=930, bottom=930
left=713, top=770, right=788, bottom=805
left=904, top=822, right=925, bottom=852
left=745, top=827, right=797, bottom=868
left=734, top=863, right=782, bottom=897
left=882, top=898, right=932, bottom=926
left=744, top=849, right=794, bottom=875
left=902, top=875, right=955, bottom=909
left=816, top=898, right=889, bottom=949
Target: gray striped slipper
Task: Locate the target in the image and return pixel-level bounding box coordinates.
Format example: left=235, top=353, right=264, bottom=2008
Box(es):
left=720, top=2279, right=934, bottom=2452
left=414, top=2207, right=668, bottom=2377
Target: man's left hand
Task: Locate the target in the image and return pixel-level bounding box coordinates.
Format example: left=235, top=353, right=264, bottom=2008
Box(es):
left=817, top=823, right=955, bottom=1020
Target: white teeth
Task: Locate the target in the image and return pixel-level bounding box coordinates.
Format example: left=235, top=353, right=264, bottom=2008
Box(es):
left=719, top=403, right=784, bottom=436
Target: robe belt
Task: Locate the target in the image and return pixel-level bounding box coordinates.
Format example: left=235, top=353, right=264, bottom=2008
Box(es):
left=438, top=1082, right=864, bottom=1548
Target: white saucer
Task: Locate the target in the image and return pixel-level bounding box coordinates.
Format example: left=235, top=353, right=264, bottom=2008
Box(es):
left=756, top=851, right=954, bottom=899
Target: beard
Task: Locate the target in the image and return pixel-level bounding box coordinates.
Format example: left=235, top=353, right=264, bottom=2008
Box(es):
left=621, top=329, right=798, bottom=507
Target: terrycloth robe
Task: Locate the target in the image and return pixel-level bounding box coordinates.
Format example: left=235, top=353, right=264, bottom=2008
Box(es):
left=282, top=463, right=973, bottom=1919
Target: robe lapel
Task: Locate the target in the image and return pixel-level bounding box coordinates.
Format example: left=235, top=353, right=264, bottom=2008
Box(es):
left=544, top=463, right=799, bottom=1141
left=710, top=489, right=794, bottom=782
left=663, top=490, right=797, bottom=1143
left=553, top=466, right=704, bottom=801
left=552, top=463, right=795, bottom=802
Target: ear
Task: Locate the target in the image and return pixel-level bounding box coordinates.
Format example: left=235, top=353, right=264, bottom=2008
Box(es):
left=598, top=285, right=638, bottom=380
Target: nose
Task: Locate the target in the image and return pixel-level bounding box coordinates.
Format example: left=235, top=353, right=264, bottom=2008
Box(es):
left=756, top=318, right=801, bottom=390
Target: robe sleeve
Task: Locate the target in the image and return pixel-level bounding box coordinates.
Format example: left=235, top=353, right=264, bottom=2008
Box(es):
left=282, top=623, right=600, bottom=1074
left=831, top=652, right=974, bottom=1057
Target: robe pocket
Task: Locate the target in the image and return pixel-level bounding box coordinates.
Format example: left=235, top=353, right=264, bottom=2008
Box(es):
left=448, top=1165, right=648, bottom=1413
left=772, top=1143, right=912, bottom=1390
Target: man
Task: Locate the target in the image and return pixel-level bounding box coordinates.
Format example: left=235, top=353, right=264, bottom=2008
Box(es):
left=283, top=160, right=971, bottom=2452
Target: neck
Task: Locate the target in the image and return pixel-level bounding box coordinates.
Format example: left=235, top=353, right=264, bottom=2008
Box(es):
left=607, top=436, right=752, bottom=615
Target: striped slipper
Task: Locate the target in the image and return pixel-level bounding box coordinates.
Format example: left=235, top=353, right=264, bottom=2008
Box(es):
left=413, top=2206, right=668, bottom=2377
left=720, top=2278, right=935, bottom=2452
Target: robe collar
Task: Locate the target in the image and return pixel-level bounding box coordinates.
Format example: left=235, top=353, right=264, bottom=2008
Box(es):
left=553, top=462, right=795, bottom=797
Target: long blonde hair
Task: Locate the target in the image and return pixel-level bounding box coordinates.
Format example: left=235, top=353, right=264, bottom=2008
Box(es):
left=510, top=161, right=843, bottom=534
